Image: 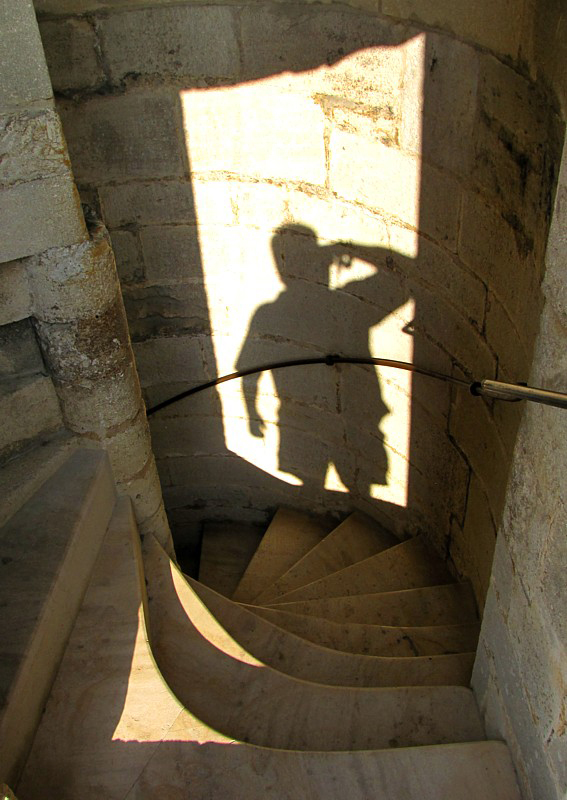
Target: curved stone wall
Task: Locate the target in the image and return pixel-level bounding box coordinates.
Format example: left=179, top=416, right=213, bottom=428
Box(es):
left=36, top=0, right=563, bottom=605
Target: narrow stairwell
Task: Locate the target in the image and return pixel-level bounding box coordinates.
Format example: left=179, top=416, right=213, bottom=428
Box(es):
left=11, top=467, right=522, bottom=799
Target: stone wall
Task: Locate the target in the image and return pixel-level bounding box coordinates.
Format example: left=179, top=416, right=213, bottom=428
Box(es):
left=0, top=0, right=171, bottom=548
left=36, top=0, right=561, bottom=607
left=472, top=5, right=567, bottom=799
left=0, top=0, right=83, bottom=465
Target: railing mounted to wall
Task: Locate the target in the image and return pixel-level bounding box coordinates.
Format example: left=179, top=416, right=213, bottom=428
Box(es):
left=146, top=355, right=567, bottom=416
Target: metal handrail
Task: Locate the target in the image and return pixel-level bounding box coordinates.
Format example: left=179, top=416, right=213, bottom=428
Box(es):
left=146, top=354, right=567, bottom=416
left=472, top=379, right=567, bottom=408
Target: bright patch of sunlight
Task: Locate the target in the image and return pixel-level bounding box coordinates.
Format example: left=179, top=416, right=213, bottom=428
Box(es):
left=112, top=604, right=186, bottom=743
left=368, top=298, right=415, bottom=508
left=113, top=588, right=264, bottom=744
left=180, top=34, right=424, bottom=500
left=324, top=462, right=350, bottom=493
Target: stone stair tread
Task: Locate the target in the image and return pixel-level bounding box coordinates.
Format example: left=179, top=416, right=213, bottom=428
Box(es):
left=272, top=536, right=453, bottom=604
left=189, top=576, right=476, bottom=687
left=146, top=535, right=485, bottom=750
left=265, top=582, right=479, bottom=626
left=198, top=521, right=263, bottom=597
left=128, top=741, right=522, bottom=799
left=245, top=605, right=480, bottom=657
left=232, top=508, right=331, bottom=603
left=19, top=500, right=507, bottom=800
left=253, top=510, right=398, bottom=604
left=0, top=448, right=116, bottom=786
left=0, top=430, right=78, bottom=530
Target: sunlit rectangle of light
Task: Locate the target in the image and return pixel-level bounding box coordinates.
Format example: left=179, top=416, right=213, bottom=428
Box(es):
left=368, top=298, right=415, bottom=508
left=180, top=35, right=423, bottom=494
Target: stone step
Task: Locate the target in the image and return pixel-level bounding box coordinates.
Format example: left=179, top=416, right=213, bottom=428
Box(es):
left=126, top=741, right=522, bottom=799
left=266, top=582, right=478, bottom=626
left=253, top=510, right=398, bottom=604
left=18, top=499, right=517, bottom=800
left=0, top=430, right=78, bottom=530
left=246, top=605, right=480, bottom=657
left=232, top=507, right=331, bottom=603
left=0, top=373, right=63, bottom=464
left=0, top=448, right=116, bottom=786
left=273, top=536, right=454, bottom=604
left=145, top=535, right=484, bottom=751
left=190, top=576, right=476, bottom=687
left=198, top=521, right=263, bottom=596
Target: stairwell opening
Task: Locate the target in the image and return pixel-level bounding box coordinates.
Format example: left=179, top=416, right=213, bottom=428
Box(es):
left=35, top=0, right=562, bottom=619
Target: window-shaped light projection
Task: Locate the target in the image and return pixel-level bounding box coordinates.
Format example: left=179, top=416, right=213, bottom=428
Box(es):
left=180, top=34, right=424, bottom=507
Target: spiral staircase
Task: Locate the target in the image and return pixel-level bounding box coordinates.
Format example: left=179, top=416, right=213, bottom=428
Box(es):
left=1, top=448, right=522, bottom=799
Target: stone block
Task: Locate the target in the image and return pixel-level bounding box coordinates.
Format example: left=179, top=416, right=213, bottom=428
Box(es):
left=149, top=414, right=234, bottom=459
left=122, top=283, right=210, bottom=341
left=0, top=261, right=31, bottom=325
left=288, top=191, right=390, bottom=249
left=418, top=163, right=461, bottom=251
left=327, top=102, right=399, bottom=152
left=329, top=128, right=420, bottom=226
left=404, top=405, right=469, bottom=537
left=240, top=5, right=408, bottom=82
left=398, top=31, right=424, bottom=158
left=478, top=55, right=549, bottom=148
left=34, top=302, right=131, bottom=391
left=381, top=0, right=523, bottom=59
left=27, top=233, right=119, bottom=323
left=0, top=0, right=53, bottom=111
left=404, top=336, right=454, bottom=428
left=400, top=32, right=478, bottom=176
left=459, top=191, right=538, bottom=326
left=485, top=291, right=531, bottom=383
left=58, top=90, right=186, bottom=184
left=0, top=319, right=44, bottom=379
left=181, top=84, right=326, bottom=187
left=0, top=109, right=69, bottom=189
left=137, top=498, right=173, bottom=551
left=472, top=114, right=545, bottom=240
left=0, top=375, right=62, bottom=457
left=39, top=18, right=104, bottom=93
left=0, top=174, right=86, bottom=264
left=101, top=412, right=153, bottom=485
left=399, top=232, right=486, bottom=328
left=312, top=41, right=406, bottom=124
left=54, top=361, right=142, bottom=434
left=227, top=180, right=286, bottom=231
left=109, top=229, right=144, bottom=285
left=99, top=6, right=239, bottom=85
left=450, top=475, right=497, bottom=607
left=132, top=335, right=206, bottom=388
left=449, top=388, right=510, bottom=521
left=409, top=33, right=478, bottom=177
left=140, top=226, right=202, bottom=284
left=100, top=180, right=197, bottom=229
left=410, top=280, right=496, bottom=379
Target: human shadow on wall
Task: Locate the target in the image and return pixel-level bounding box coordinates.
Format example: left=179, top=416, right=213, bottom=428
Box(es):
left=236, top=223, right=407, bottom=501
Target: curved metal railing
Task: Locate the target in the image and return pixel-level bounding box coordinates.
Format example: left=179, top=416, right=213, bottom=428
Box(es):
left=146, top=354, right=567, bottom=416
